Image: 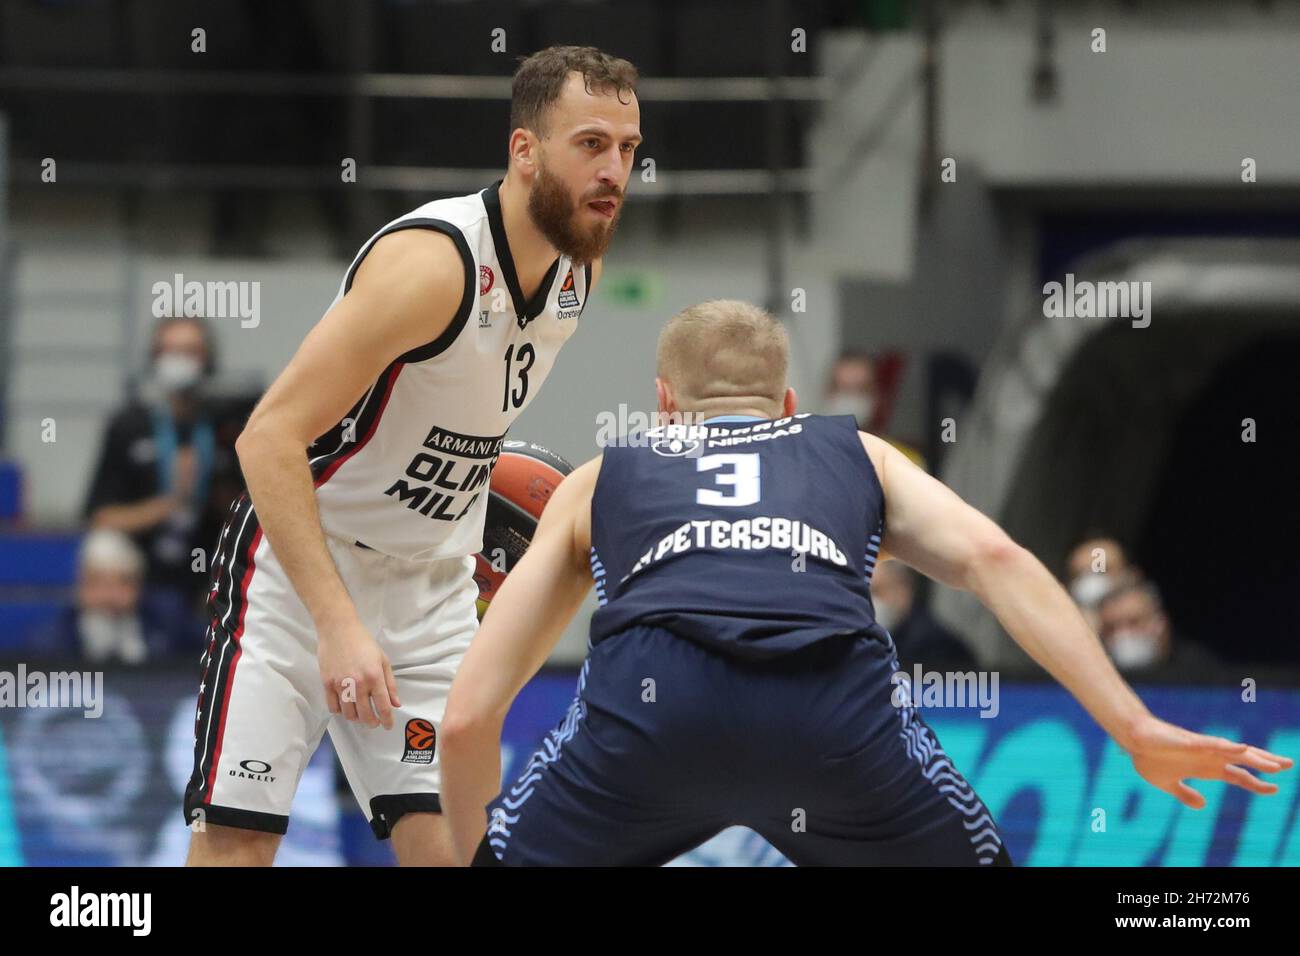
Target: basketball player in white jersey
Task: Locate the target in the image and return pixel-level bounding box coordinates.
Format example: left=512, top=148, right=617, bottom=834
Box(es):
left=184, top=46, right=642, bottom=866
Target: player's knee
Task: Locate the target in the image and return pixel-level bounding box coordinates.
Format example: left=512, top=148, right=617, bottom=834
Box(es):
left=391, top=811, right=457, bottom=867
left=186, top=823, right=280, bottom=866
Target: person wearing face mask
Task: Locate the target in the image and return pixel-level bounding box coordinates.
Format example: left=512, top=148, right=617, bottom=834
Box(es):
left=824, top=351, right=879, bottom=427
left=1064, top=535, right=1132, bottom=632
left=823, top=351, right=928, bottom=470
left=1097, top=578, right=1219, bottom=678
left=26, top=529, right=203, bottom=664
left=870, top=559, right=975, bottom=669
left=83, top=315, right=243, bottom=609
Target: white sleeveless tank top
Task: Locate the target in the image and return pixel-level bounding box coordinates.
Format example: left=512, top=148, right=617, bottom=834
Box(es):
left=307, top=180, right=591, bottom=561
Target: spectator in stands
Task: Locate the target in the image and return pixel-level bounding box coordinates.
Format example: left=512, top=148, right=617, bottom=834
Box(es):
left=83, top=315, right=242, bottom=609
left=824, top=350, right=927, bottom=469
left=1096, top=577, right=1219, bottom=677
left=824, top=350, right=880, bottom=430
left=871, top=560, right=975, bottom=667
left=1065, top=533, right=1134, bottom=632
left=26, top=529, right=204, bottom=664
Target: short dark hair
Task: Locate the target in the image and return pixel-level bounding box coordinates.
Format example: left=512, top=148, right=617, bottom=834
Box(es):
left=511, top=45, right=638, bottom=138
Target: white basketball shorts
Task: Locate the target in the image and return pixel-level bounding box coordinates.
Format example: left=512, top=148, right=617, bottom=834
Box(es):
left=183, top=491, right=479, bottom=839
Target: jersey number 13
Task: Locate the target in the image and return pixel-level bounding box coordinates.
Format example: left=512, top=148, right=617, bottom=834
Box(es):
left=502, top=343, right=535, bottom=411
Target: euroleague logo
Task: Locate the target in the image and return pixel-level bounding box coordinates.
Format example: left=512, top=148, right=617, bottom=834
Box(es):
left=558, top=268, right=580, bottom=309
left=556, top=267, right=582, bottom=318
left=402, top=718, right=436, bottom=765
left=479, top=264, right=494, bottom=296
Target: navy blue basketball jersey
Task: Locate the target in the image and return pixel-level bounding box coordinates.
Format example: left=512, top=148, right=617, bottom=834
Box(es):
left=587, top=413, right=889, bottom=659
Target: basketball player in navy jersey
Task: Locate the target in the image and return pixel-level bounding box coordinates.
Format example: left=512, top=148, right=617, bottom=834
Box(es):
left=184, top=46, right=641, bottom=866
left=441, top=299, right=1293, bottom=866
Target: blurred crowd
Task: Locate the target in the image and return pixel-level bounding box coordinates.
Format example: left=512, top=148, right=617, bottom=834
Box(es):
left=823, top=349, right=977, bottom=669
left=1063, top=534, right=1220, bottom=679
left=17, top=314, right=253, bottom=665
left=822, top=349, right=1221, bottom=680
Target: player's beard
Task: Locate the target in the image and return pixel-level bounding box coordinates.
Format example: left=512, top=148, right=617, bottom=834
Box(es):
left=527, top=157, right=621, bottom=265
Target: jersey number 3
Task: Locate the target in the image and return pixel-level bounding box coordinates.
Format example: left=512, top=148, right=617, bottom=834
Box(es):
left=695, top=453, right=761, bottom=507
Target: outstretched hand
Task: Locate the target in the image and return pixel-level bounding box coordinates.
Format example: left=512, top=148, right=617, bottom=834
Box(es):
left=1123, top=714, right=1293, bottom=809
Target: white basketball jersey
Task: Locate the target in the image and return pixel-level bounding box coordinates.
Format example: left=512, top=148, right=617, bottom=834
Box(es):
left=307, top=180, right=591, bottom=561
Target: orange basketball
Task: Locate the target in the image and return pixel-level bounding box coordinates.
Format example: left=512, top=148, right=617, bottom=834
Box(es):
left=474, top=440, right=574, bottom=618
left=405, top=718, right=436, bottom=750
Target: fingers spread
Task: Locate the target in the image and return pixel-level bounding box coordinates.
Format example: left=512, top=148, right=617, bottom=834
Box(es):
left=1222, top=764, right=1280, bottom=796
left=1247, top=746, right=1294, bottom=771
left=1237, top=748, right=1286, bottom=774
left=1173, top=781, right=1206, bottom=810
left=1206, top=736, right=1250, bottom=756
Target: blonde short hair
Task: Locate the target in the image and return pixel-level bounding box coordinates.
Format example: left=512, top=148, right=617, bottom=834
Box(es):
left=655, top=300, right=789, bottom=414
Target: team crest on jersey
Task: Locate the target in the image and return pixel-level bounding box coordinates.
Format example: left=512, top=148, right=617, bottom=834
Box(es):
left=479, top=264, right=494, bottom=296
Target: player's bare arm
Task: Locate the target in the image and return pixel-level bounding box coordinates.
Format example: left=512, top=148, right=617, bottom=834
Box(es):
left=441, top=455, right=600, bottom=865
left=860, top=430, right=1293, bottom=808
left=234, top=230, right=466, bottom=730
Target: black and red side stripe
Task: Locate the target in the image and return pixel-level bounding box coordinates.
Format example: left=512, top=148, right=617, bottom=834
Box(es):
left=184, top=492, right=262, bottom=812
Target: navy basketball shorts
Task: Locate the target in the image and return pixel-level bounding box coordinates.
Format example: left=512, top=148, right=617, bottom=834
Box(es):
left=481, top=624, right=1011, bottom=866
